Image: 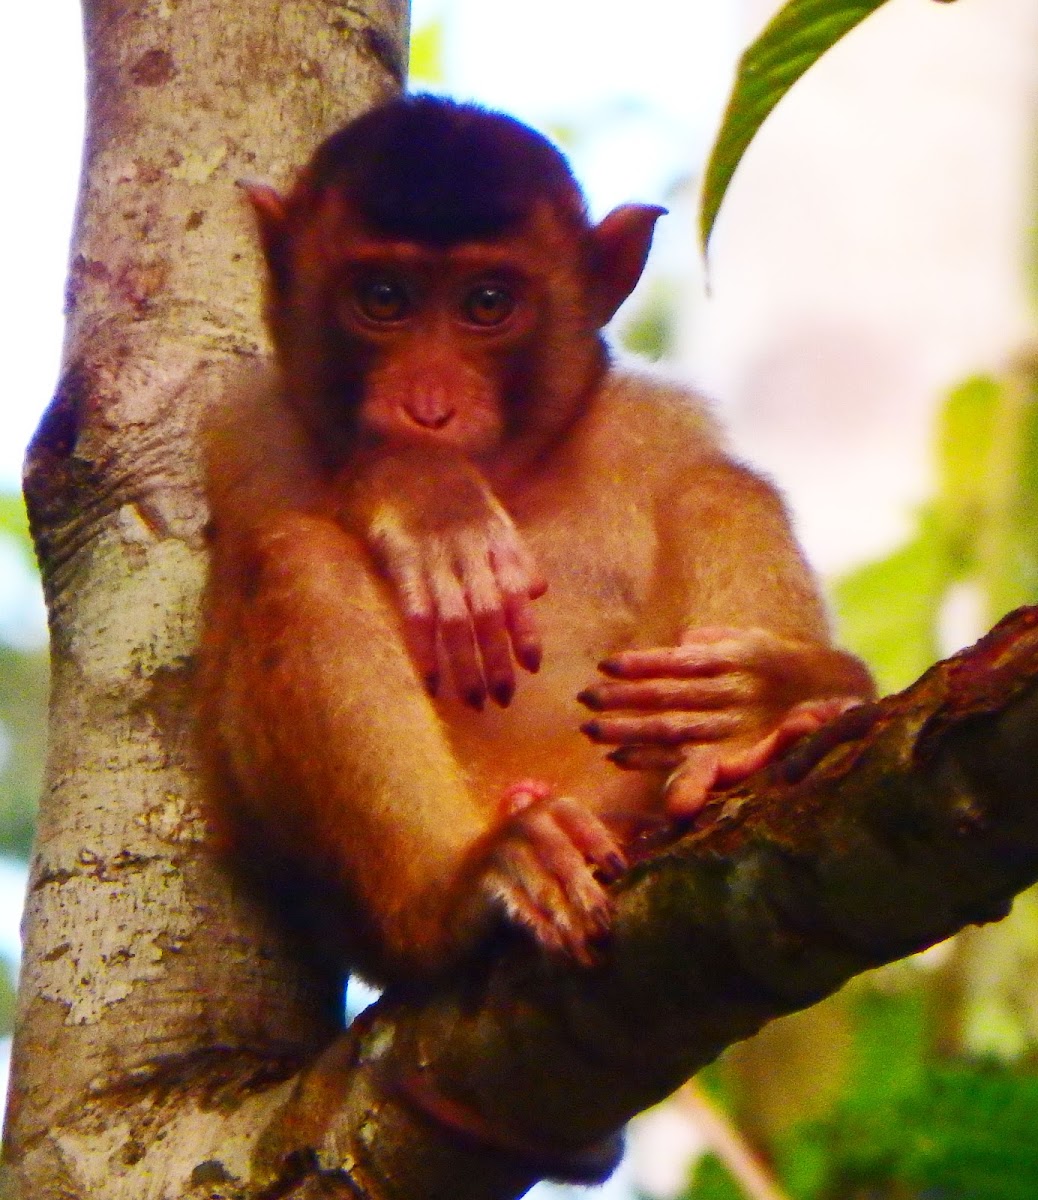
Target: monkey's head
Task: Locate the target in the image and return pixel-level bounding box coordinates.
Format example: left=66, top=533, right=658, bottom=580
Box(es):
left=244, top=95, right=665, bottom=466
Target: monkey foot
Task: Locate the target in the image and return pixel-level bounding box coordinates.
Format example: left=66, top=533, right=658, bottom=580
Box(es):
left=483, top=783, right=628, bottom=965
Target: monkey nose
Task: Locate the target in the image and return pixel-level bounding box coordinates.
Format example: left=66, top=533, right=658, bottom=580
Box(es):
left=404, top=392, right=456, bottom=430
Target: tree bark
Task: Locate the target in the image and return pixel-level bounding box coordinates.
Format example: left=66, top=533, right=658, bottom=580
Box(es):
left=7, top=2, right=1038, bottom=1199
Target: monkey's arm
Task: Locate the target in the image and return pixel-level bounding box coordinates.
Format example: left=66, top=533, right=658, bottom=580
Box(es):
left=202, top=512, right=619, bottom=978
left=333, top=445, right=546, bottom=710
left=578, top=459, right=874, bottom=812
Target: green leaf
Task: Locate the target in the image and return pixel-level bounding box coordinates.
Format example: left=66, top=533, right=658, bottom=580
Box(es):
left=682, top=1153, right=745, bottom=1200
left=0, top=493, right=34, bottom=568
left=935, top=375, right=1001, bottom=505
left=832, top=517, right=951, bottom=694
left=408, top=18, right=445, bottom=86
left=700, top=0, right=893, bottom=250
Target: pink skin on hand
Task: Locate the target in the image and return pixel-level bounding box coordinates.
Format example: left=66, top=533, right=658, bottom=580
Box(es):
left=660, top=696, right=857, bottom=817
left=577, top=625, right=867, bottom=817
left=479, top=779, right=628, bottom=965
left=372, top=518, right=546, bottom=710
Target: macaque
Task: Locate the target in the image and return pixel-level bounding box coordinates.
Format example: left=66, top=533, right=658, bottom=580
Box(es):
left=200, top=94, right=874, bottom=989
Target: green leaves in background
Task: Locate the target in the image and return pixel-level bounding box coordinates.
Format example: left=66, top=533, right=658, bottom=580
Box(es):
left=784, top=992, right=1038, bottom=1200
left=685, top=989, right=1038, bottom=1200
left=834, top=365, right=1038, bottom=694
left=408, top=14, right=445, bottom=87
left=0, top=493, right=36, bottom=569
left=0, top=492, right=46, bottom=859
left=0, top=489, right=45, bottom=1034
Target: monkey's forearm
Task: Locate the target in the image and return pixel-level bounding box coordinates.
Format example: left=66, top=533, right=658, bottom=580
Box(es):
left=205, top=512, right=501, bottom=979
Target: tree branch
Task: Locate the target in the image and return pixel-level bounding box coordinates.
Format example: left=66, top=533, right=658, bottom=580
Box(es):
left=247, top=607, right=1038, bottom=1199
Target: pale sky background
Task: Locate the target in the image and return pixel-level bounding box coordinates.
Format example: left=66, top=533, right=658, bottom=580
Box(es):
left=2, top=1, right=1038, bottom=1193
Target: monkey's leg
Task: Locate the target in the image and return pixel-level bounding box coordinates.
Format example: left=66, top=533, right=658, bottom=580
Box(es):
left=209, top=512, right=623, bottom=976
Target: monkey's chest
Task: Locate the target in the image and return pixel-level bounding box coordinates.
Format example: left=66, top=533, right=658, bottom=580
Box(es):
left=527, top=493, right=659, bottom=649
left=440, top=499, right=663, bottom=811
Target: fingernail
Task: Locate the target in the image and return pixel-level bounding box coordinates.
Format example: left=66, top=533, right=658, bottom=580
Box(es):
left=465, top=688, right=486, bottom=711
left=425, top=672, right=440, bottom=697
left=576, top=689, right=600, bottom=710
left=491, top=679, right=515, bottom=707
left=519, top=646, right=542, bottom=673
left=580, top=721, right=601, bottom=740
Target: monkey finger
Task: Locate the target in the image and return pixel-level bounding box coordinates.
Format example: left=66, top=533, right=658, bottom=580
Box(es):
left=707, top=698, right=853, bottom=782
left=489, top=845, right=610, bottom=964
left=486, top=863, right=575, bottom=960
left=606, top=745, right=684, bottom=772
left=402, top=611, right=441, bottom=697
left=426, top=554, right=486, bottom=708
left=502, top=591, right=543, bottom=674
left=490, top=543, right=545, bottom=673
left=597, top=643, right=735, bottom=681
left=581, top=710, right=741, bottom=747
left=440, top=615, right=486, bottom=709
left=577, top=674, right=751, bottom=713
left=471, top=606, right=517, bottom=706
left=504, top=802, right=618, bottom=933
left=455, top=553, right=517, bottom=706
left=373, top=549, right=441, bottom=694
left=453, top=537, right=519, bottom=705
left=663, top=746, right=723, bottom=818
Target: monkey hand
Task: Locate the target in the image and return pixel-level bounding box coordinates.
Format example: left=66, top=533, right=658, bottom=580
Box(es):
left=659, top=697, right=857, bottom=816
left=577, top=625, right=872, bottom=809
left=477, top=780, right=627, bottom=965
left=339, top=449, right=547, bottom=708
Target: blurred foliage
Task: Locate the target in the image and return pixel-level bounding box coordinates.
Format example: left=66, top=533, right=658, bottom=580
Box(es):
left=0, top=489, right=46, bottom=1035
left=408, top=14, right=445, bottom=87
left=0, top=494, right=46, bottom=860
left=618, top=278, right=677, bottom=363
left=703, top=359, right=1038, bottom=1199
left=684, top=989, right=1038, bottom=1200
left=834, top=362, right=1038, bottom=694
left=0, top=956, right=16, bottom=1037
left=681, top=1155, right=744, bottom=1200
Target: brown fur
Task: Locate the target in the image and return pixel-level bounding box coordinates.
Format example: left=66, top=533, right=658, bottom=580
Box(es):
left=199, top=101, right=872, bottom=985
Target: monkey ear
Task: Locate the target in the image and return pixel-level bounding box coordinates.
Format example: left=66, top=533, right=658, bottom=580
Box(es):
left=588, top=204, right=667, bottom=326
left=238, top=180, right=291, bottom=292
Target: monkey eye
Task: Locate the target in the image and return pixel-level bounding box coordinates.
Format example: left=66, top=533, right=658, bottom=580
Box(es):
left=462, top=284, right=516, bottom=328
left=356, top=277, right=411, bottom=323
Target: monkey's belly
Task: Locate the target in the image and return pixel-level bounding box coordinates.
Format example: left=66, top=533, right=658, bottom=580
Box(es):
left=437, top=652, right=662, bottom=827
left=435, top=550, right=667, bottom=823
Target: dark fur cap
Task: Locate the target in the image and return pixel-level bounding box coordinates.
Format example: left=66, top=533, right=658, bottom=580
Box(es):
left=309, top=94, right=589, bottom=245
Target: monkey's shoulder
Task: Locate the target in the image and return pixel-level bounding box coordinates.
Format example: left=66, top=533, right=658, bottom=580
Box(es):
left=590, top=362, right=729, bottom=473
left=203, top=361, right=324, bottom=531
